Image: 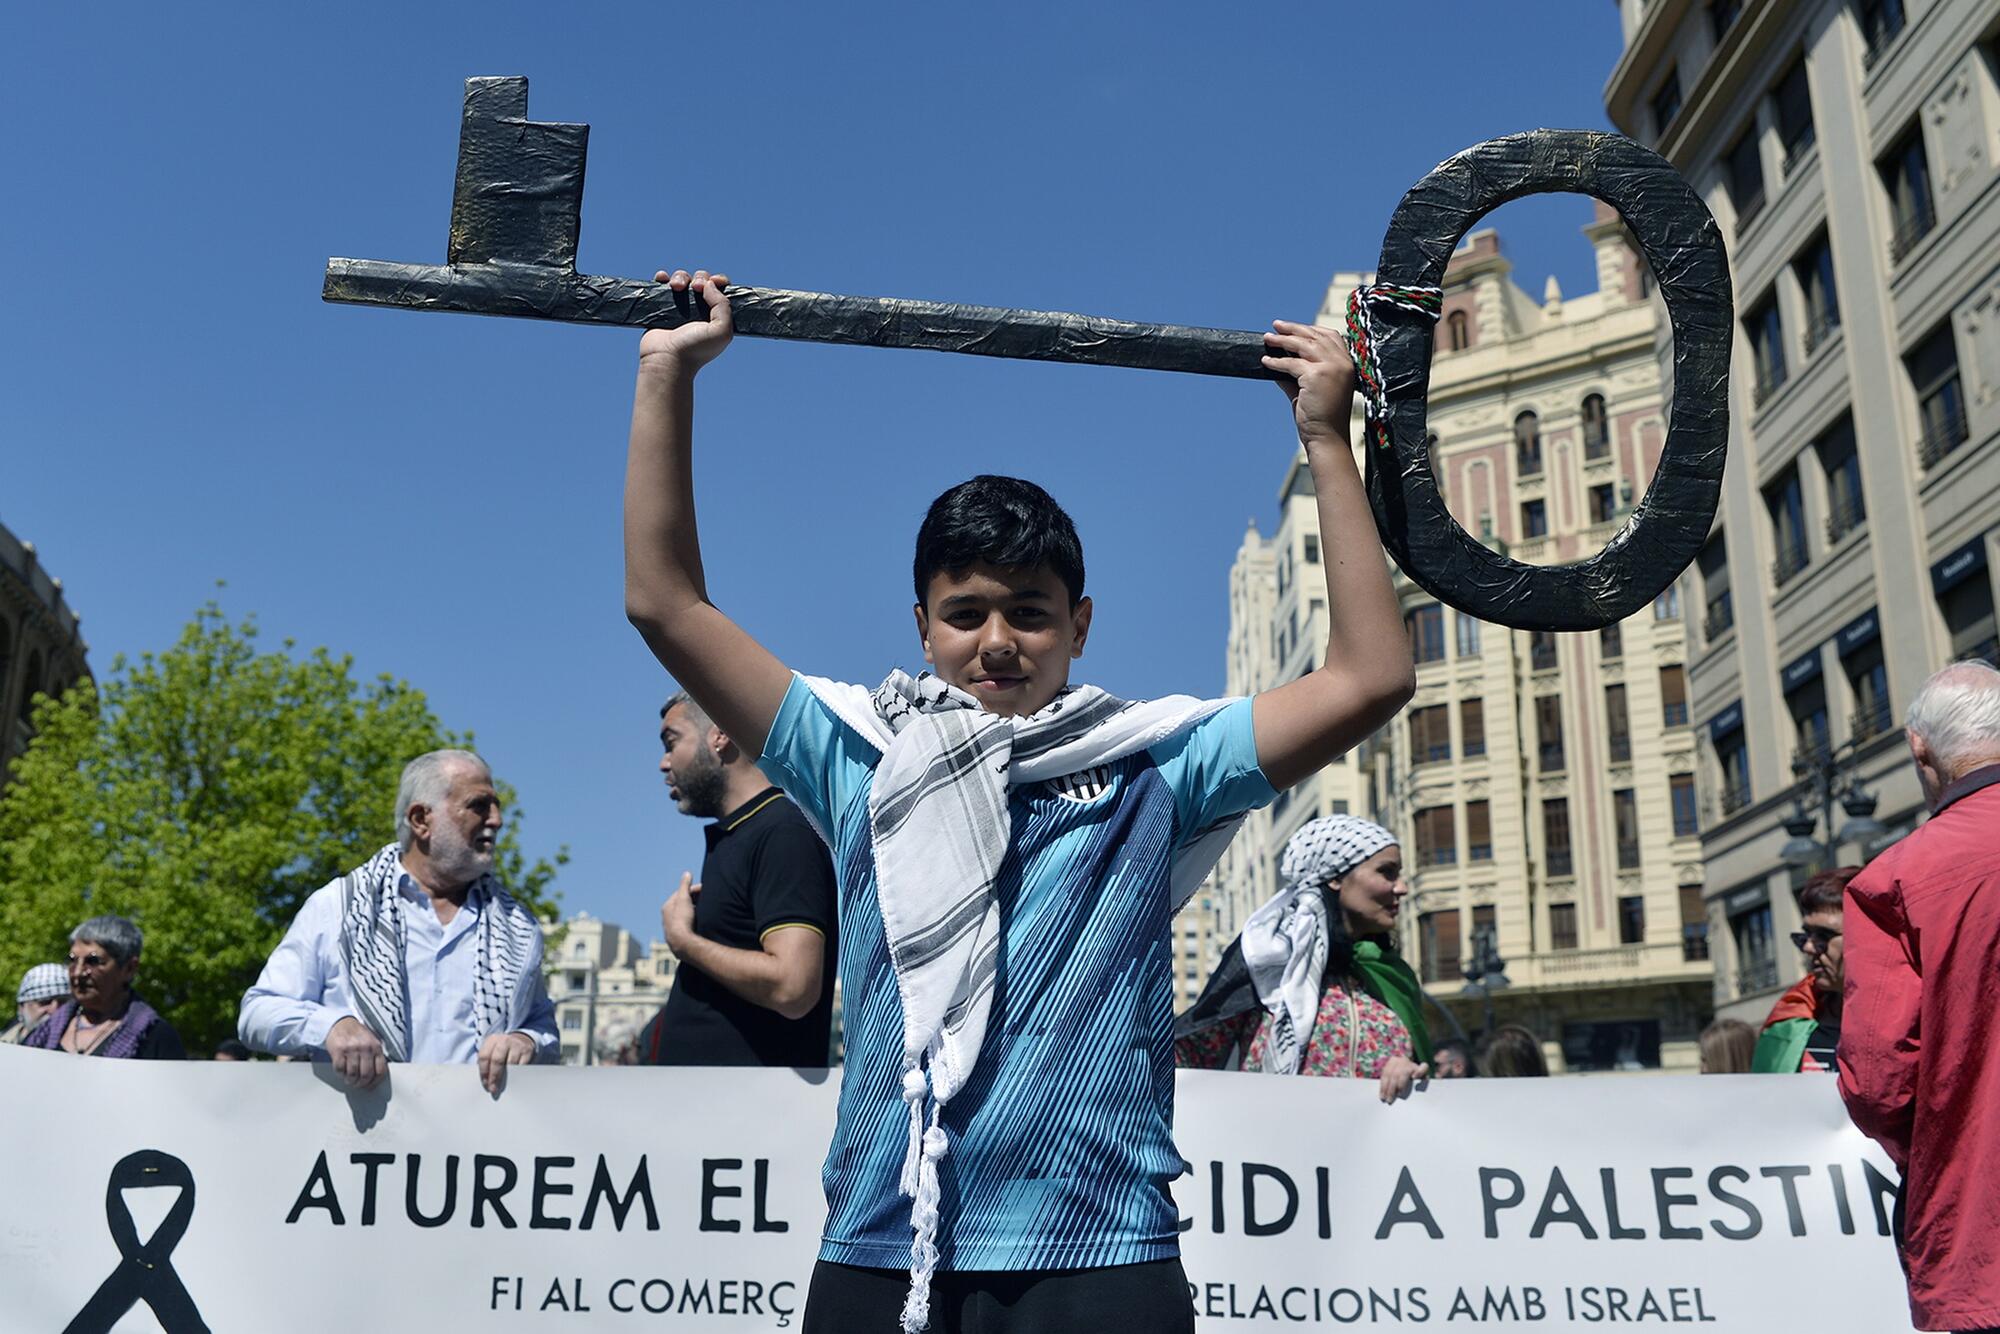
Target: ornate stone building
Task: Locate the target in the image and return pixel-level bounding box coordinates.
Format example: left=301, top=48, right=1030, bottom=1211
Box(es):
left=542, top=912, right=675, bottom=1064
left=1606, top=0, right=2000, bottom=1022
left=0, top=520, right=91, bottom=776
left=1193, top=215, right=1715, bottom=1072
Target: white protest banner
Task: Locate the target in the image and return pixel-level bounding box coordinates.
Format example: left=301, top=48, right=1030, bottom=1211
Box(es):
left=0, top=1046, right=1912, bottom=1331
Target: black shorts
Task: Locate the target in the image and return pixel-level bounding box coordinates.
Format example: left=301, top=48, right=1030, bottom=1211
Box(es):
left=802, top=1258, right=1194, bottom=1334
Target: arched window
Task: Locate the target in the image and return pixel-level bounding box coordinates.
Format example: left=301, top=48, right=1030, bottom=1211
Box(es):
left=1581, top=394, right=1610, bottom=460
left=18, top=650, right=43, bottom=726
left=1447, top=310, right=1470, bottom=352
left=1514, top=411, right=1543, bottom=477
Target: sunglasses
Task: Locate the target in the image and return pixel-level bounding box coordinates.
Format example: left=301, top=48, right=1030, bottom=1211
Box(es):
left=1790, top=927, right=1842, bottom=952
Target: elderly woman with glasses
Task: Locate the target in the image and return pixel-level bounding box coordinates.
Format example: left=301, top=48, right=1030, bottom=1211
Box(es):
left=1751, top=868, right=1856, bottom=1074
left=19, top=915, right=185, bottom=1059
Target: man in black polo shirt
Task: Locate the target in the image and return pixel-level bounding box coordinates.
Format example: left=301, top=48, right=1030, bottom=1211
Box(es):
left=640, top=691, right=838, bottom=1066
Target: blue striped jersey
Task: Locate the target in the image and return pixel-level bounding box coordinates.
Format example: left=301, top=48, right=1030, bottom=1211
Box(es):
left=760, top=675, right=1275, bottom=1271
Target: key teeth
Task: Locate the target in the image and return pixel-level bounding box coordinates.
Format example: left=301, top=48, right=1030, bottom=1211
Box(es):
left=446, top=75, right=589, bottom=272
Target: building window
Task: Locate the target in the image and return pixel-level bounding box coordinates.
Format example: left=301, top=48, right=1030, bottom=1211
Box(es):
left=1447, top=309, right=1470, bottom=352
left=1420, top=909, right=1462, bottom=982
left=1908, top=321, right=1969, bottom=470
left=1679, top=886, right=1710, bottom=961
left=1797, top=231, right=1839, bottom=352
left=1699, top=536, right=1733, bottom=641
left=1530, top=630, right=1558, bottom=673
left=1817, top=415, right=1865, bottom=542
left=1650, top=68, right=1683, bottom=137
left=1521, top=499, right=1548, bottom=539
left=1726, top=124, right=1766, bottom=229
left=1746, top=290, right=1788, bottom=406
left=1515, top=411, right=1543, bottom=477
left=1543, top=797, right=1573, bottom=878
left=1581, top=393, right=1610, bottom=460
left=1618, top=894, right=1646, bottom=945
left=1654, top=583, right=1681, bottom=620
left=1716, top=725, right=1752, bottom=814
left=563, top=1012, right=583, bottom=1031
left=1881, top=123, right=1934, bottom=261
left=1466, top=800, right=1492, bottom=862
left=1461, top=697, right=1486, bottom=757
left=1455, top=612, right=1481, bottom=659
left=1550, top=901, right=1579, bottom=951
left=1670, top=774, right=1699, bottom=837
left=1789, top=675, right=1831, bottom=765
left=1774, top=57, right=1815, bottom=169
left=1709, top=0, right=1743, bottom=41
left=1589, top=483, right=1618, bottom=526
left=1765, top=466, right=1810, bottom=588
left=1303, top=535, right=1319, bottom=563
left=1661, top=665, right=1689, bottom=728
left=1859, top=0, right=1906, bottom=69
left=1606, top=685, right=1632, bottom=763
left=1406, top=604, right=1446, bottom=664
left=1731, top=899, right=1777, bottom=992
left=1601, top=621, right=1624, bottom=660
left=1409, top=705, right=1452, bottom=765
left=1414, top=805, right=1457, bottom=869
left=1940, top=566, right=1999, bottom=668
left=1615, top=789, right=1642, bottom=868
left=1844, top=640, right=1891, bottom=742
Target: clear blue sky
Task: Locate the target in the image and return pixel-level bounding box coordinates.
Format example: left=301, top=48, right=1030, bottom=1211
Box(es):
left=3, top=3, right=1625, bottom=940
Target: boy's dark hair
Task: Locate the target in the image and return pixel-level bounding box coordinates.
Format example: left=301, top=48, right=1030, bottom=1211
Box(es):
left=1797, top=866, right=1860, bottom=916
left=913, top=476, right=1086, bottom=607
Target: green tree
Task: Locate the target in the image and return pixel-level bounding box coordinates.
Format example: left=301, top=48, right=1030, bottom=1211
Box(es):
left=0, top=601, right=564, bottom=1054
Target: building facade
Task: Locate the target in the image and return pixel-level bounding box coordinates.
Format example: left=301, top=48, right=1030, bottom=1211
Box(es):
left=1194, top=215, right=1716, bottom=1072
left=0, top=520, right=90, bottom=776
left=543, top=912, right=676, bottom=1065
left=1606, top=0, right=2000, bottom=1022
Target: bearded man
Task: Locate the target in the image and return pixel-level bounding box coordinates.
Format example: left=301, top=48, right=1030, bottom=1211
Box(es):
left=239, top=749, right=558, bottom=1093
left=635, top=690, right=837, bottom=1067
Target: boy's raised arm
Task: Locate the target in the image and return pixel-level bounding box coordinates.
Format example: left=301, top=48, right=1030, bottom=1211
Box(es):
left=1250, top=320, right=1418, bottom=792
left=624, top=270, right=794, bottom=758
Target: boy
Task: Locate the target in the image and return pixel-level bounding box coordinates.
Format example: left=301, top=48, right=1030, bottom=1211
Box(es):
left=623, top=269, right=1415, bottom=1333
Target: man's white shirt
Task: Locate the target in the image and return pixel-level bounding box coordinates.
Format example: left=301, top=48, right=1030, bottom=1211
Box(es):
left=240, top=870, right=559, bottom=1064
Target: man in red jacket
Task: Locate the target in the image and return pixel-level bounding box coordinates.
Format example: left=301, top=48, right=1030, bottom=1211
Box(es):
left=1840, top=659, right=2000, bottom=1334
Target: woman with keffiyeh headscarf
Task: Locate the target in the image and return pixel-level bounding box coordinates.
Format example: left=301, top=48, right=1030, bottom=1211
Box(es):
left=1176, top=815, right=1431, bottom=1102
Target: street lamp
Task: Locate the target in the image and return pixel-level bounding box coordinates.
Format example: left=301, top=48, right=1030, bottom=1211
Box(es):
left=1460, top=924, right=1510, bottom=1038
left=1779, top=740, right=1890, bottom=869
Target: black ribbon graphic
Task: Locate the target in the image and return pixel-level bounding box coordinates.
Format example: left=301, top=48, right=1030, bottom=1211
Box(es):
left=65, top=1149, right=210, bottom=1334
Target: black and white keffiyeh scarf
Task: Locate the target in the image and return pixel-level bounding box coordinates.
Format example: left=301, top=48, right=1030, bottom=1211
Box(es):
left=802, top=669, right=1247, bottom=1332
left=336, top=842, right=542, bottom=1062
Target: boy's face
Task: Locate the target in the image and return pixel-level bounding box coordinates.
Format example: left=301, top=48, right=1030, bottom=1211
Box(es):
left=915, top=562, right=1092, bottom=718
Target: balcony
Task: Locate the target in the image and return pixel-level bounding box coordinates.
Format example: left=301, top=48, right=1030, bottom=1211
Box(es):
left=1531, top=641, right=1559, bottom=672
left=1512, top=940, right=1709, bottom=990
left=1918, top=396, right=1971, bottom=470
left=1771, top=542, right=1811, bottom=589
left=1850, top=697, right=1894, bottom=744
left=1782, top=129, right=1817, bottom=178
left=1737, top=955, right=1780, bottom=994
left=1825, top=491, right=1866, bottom=544
left=1720, top=779, right=1753, bottom=816
left=1663, top=701, right=1689, bottom=727
left=1803, top=308, right=1840, bottom=355
left=1890, top=204, right=1936, bottom=264
left=1751, top=360, right=1789, bottom=408
left=1517, top=450, right=1543, bottom=479
left=1617, top=843, right=1642, bottom=870
left=1683, top=928, right=1711, bottom=963
left=1546, top=849, right=1574, bottom=878
left=1608, top=734, right=1632, bottom=763
left=1703, top=599, right=1735, bottom=644
left=1583, top=428, right=1611, bottom=462
left=1539, top=744, right=1566, bottom=773
left=1468, top=843, right=1492, bottom=862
